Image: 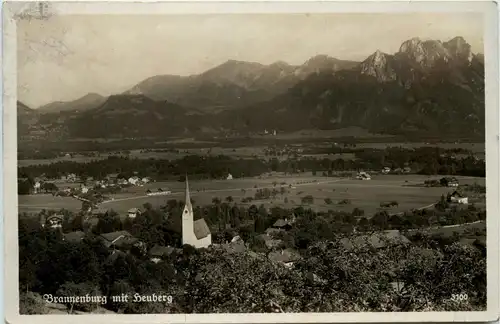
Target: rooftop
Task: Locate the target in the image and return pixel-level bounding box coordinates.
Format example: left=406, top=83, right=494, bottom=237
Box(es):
left=149, top=245, right=176, bottom=257
left=268, top=248, right=301, bottom=264
left=194, top=219, right=211, bottom=239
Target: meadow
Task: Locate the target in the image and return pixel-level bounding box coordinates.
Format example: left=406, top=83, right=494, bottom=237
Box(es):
left=17, top=140, right=485, bottom=167
left=17, top=174, right=483, bottom=218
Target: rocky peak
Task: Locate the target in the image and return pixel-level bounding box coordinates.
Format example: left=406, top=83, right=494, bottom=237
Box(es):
left=360, top=50, right=396, bottom=82
left=443, top=36, right=473, bottom=62
left=399, top=37, right=452, bottom=68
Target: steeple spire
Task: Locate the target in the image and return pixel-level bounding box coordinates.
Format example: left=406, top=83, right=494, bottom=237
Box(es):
left=185, top=173, right=191, bottom=206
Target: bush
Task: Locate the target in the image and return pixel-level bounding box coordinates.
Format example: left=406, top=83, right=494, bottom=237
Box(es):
left=19, top=292, right=48, bottom=314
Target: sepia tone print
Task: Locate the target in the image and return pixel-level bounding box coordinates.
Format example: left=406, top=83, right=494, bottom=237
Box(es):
left=13, top=8, right=494, bottom=317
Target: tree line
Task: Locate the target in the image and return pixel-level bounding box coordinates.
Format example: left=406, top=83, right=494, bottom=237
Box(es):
left=18, top=146, right=485, bottom=183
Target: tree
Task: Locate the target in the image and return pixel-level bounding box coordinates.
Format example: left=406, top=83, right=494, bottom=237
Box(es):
left=18, top=180, right=33, bottom=195
left=371, top=211, right=389, bottom=230
left=324, top=198, right=333, bottom=205
left=56, top=281, right=102, bottom=313
left=42, top=182, right=58, bottom=194
left=19, top=292, right=48, bottom=314
left=357, top=217, right=369, bottom=231
left=71, top=214, right=84, bottom=232
left=225, top=196, right=234, bottom=204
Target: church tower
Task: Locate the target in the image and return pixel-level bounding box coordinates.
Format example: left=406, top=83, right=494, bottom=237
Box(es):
left=180, top=174, right=212, bottom=248
left=181, top=175, right=194, bottom=246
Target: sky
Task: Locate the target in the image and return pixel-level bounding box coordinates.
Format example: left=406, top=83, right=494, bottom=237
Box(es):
left=17, top=13, right=484, bottom=108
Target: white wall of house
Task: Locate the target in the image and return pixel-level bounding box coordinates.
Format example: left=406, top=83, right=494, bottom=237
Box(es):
left=451, top=196, right=468, bottom=204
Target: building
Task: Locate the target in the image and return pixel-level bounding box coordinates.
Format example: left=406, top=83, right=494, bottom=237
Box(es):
left=80, top=184, right=89, bottom=194
left=340, top=230, right=411, bottom=251
left=449, top=191, right=468, bottom=204
left=441, top=177, right=459, bottom=187
left=182, top=176, right=212, bottom=248
left=33, top=181, right=41, bottom=194
left=226, top=173, right=233, bottom=180
left=268, top=248, right=301, bottom=268
left=127, top=208, right=141, bottom=218
left=382, top=167, right=391, bottom=174
left=148, top=245, right=176, bottom=263
left=128, top=176, right=140, bottom=185
left=99, top=230, right=139, bottom=250
left=356, top=171, right=371, bottom=180
left=272, top=218, right=293, bottom=231
left=43, top=214, right=63, bottom=229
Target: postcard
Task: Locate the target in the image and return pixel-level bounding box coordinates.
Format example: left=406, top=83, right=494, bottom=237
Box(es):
left=3, top=1, right=499, bottom=323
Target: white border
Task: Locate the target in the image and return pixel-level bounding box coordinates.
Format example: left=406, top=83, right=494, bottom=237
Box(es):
left=3, top=1, right=499, bottom=323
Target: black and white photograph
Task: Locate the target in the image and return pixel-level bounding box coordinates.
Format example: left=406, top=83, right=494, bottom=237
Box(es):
left=3, top=1, right=499, bottom=322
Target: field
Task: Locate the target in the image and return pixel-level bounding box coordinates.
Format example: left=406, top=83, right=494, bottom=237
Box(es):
left=19, top=174, right=485, bottom=218
left=17, top=140, right=485, bottom=167
left=18, top=194, right=83, bottom=214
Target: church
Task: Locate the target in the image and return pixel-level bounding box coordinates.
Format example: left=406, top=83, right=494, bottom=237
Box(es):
left=182, top=176, right=212, bottom=248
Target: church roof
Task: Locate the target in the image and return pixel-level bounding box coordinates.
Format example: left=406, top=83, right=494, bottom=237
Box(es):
left=194, top=219, right=211, bottom=239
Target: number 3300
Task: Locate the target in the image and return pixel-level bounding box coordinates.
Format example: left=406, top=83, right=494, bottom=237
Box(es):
left=451, top=294, right=468, bottom=302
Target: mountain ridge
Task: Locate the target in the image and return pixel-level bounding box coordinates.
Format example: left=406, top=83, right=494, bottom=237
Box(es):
left=18, top=35, right=484, bottom=140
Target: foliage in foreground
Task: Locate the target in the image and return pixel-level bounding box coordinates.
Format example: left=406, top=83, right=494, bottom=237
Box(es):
left=19, top=222, right=486, bottom=313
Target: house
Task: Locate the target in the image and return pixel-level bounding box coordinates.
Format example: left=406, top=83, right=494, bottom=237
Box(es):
left=107, top=173, right=119, bottom=181
left=141, top=177, right=150, bottom=184
left=403, top=166, right=411, bottom=173
left=382, top=167, right=391, bottom=174
left=80, top=184, right=89, bottom=194
left=63, top=231, right=86, bottom=243
left=257, top=233, right=283, bottom=250
left=265, top=227, right=283, bottom=237
left=127, top=208, right=141, bottom=218
left=449, top=191, right=468, bottom=204
left=340, top=230, right=411, bottom=251
left=67, top=173, right=77, bottom=182
left=44, top=214, right=63, bottom=229
left=33, top=181, right=41, bottom=194
left=356, top=172, right=371, bottom=180
left=181, top=176, right=212, bottom=248
left=222, top=239, right=246, bottom=254
left=148, top=245, right=176, bottom=263
left=272, top=218, right=293, bottom=231
left=441, top=177, right=459, bottom=187
left=226, top=173, right=233, bottom=180
left=268, top=248, right=301, bottom=268
left=99, top=230, right=139, bottom=250
left=128, top=176, right=140, bottom=185
left=118, top=179, right=129, bottom=185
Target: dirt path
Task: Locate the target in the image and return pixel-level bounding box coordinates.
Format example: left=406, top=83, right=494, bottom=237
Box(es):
left=101, top=178, right=348, bottom=205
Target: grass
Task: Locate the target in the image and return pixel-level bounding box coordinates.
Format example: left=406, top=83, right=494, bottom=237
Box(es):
left=18, top=194, right=82, bottom=214
left=17, top=174, right=486, bottom=219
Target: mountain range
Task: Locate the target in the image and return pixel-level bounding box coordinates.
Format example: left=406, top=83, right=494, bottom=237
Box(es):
left=18, top=36, right=485, bottom=140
